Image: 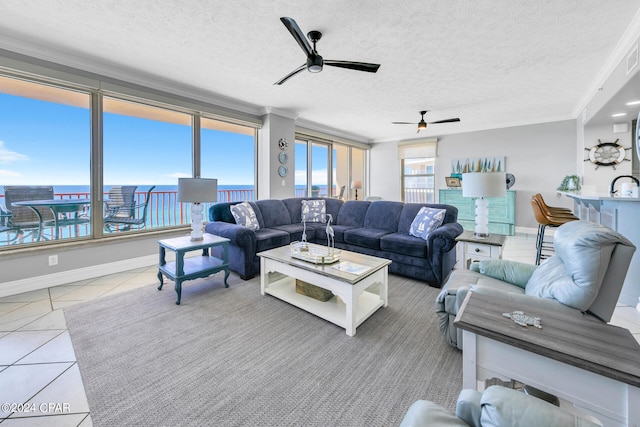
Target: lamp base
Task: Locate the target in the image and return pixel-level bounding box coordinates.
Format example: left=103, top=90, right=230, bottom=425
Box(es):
left=190, top=202, right=205, bottom=241
left=474, top=197, right=490, bottom=238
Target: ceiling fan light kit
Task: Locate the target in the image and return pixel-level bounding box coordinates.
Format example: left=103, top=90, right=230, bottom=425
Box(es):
left=275, top=17, right=381, bottom=85
left=392, top=110, right=461, bottom=133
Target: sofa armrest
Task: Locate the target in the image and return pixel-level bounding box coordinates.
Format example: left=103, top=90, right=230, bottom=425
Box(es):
left=205, top=221, right=256, bottom=252
left=469, top=260, right=537, bottom=289
left=427, top=222, right=464, bottom=253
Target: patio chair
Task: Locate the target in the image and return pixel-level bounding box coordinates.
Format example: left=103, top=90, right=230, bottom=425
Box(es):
left=1, top=186, right=55, bottom=242
left=104, top=186, right=155, bottom=232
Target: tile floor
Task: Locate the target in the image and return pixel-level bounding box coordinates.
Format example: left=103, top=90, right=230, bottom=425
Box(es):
left=0, top=234, right=639, bottom=426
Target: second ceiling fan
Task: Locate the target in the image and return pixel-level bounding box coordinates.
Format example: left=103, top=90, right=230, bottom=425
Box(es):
left=393, top=111, right=460, bottom=133
left=275, top=17, right=381, bottom=85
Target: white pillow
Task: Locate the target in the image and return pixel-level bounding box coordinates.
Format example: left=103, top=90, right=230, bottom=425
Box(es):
left=230, top=202, right=260, bottom=230
left=301, top=199, right=326, bottom=223
left=409, top=207, right=446, bottom=240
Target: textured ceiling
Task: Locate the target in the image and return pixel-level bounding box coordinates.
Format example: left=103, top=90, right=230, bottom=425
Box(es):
left=0, top=1, right=639, bottom=143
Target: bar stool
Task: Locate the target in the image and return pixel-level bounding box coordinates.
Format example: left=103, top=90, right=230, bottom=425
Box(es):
left=530, top=197, right=578, bottom=264
left=532, top=193, right=575, bottom=216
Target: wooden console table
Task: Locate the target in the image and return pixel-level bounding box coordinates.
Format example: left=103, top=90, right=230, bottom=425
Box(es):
left=454, top=291, right=640, bottom=427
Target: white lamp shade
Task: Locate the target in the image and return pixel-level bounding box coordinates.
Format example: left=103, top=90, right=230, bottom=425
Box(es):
left=178, top=178, right=218, bottom=203
left=351, top=180, right=362, bottom=189
left=462, top=173, right=506, bottom=198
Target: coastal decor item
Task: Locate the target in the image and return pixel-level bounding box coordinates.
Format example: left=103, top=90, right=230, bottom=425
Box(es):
left=557, top=175, right=581, bottom=191
left=177, top=178, right=218, bottom=241
left=506, top=173, right=516, bottom=189
left=445, top=176, right=461, bottom=187
left=392, top=110, right=460, bottom=133
left=584, top=139, right=630, bottom=169
left=462, top=172, right=506, bottom=238
left=452, top=156, right=505, bottom=174
left=275, top=17, right=380, bottom=85
left=300, top=199, right=327, bottom=248
left=278, top=137, right=288, bottom=150
left=502, top=311, right=542, bottom=329
left=409, top=207, right=446, bottom=240
left=290, top=241, right=340, bottom=264
left=325, top=213, right=335, bottom=250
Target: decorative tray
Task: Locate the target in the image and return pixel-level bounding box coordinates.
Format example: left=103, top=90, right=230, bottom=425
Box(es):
left=290, top=241, right=340, bottom=264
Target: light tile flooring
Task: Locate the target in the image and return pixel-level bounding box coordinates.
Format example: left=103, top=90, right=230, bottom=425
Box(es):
left=0, top=235, right=639, bottom=426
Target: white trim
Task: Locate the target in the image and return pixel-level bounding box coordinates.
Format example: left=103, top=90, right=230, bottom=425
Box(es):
left=0, top=255, right=157, bottom=298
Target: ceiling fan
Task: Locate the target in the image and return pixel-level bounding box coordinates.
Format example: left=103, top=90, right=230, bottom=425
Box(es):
left=274, top=17, right=381, bottom=85
left=392, top=111, right=461, bottom=133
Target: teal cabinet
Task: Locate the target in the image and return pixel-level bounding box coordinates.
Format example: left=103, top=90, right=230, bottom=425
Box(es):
left=439, top=189, right=516, bottom=235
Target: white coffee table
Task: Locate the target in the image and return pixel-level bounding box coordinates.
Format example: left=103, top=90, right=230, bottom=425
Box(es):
left=258, top=244, right=391, bottom=336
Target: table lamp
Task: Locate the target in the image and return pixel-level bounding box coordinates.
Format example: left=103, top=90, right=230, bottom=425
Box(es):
left=462, top=172, right=506, bottom=238
left=178, top=178, right=218, bottom=241
left=351, top=180, right=362, bottom=200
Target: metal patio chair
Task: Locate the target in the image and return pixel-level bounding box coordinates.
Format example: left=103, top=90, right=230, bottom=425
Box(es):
left=104, top=186, right=155, bottom=232
left=1, top=186, right=55, bottom=242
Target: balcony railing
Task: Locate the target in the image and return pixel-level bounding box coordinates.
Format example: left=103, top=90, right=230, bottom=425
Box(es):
left=0, top=188, right=256, bottom=246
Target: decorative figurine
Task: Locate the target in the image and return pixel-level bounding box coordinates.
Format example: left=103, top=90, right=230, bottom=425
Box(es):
left=502, top=311, right=542, bottom=329
left=325, top=214, right=335, bottom=253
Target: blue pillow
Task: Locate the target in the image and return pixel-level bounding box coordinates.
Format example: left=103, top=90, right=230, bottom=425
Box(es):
left=230, top=202, right=260, bottom=230
left=409, top=207, right=446, bottom=239
left=301, top=199, right=326, bottom=223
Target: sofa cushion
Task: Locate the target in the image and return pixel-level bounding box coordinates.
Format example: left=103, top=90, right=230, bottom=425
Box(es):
left=344, top=228, right=392, bottom=249
left=272, top=223, right=314, bottom=242
left=380, top=233, right=427, bottom=257
left=336, top=200, right=370, bottom=227
left=301, top=199, right=326, bottom=222
left=255, top=199, right=292, bottom=228
left=409, top=207, right=446, bottom=239
left=525, top=220, right=619, bottom=311
left=230, top=202, right=260, bottom=230
left=363, top=201, right=404, bottom=231
left=254, top=228, right=290, bottom=253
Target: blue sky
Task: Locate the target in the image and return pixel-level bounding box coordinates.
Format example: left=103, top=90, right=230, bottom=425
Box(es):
left=0, top=93, right=256, bottom=187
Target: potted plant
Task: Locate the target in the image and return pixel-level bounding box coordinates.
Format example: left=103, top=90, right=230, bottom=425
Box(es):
left=557, top=175, right=581, bottom=191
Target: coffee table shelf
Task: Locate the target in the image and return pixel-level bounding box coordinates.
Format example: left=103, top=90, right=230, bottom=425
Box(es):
left=264, top=275, right=383, bottom=330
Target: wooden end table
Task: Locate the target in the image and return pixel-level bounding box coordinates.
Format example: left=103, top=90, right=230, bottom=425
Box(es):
left=157, top=233, right=230, bottom=305
left=454, top=291, right=640, bottom=426
left=455, top=230, right=506, bottom=269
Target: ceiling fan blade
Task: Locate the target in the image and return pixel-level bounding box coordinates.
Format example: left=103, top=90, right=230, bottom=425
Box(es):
left=280, top=17, right=314, bottom=57
left=274, top=64, right=306, bottom=85
left=428, top=118, right=461, bottom=124
left=391, top=121, right=418, bottom=125
left=325, top=60, right=380, bottom=73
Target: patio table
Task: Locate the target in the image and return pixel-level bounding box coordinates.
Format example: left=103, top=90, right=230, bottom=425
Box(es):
left=12, top=198, right=91, bottom=240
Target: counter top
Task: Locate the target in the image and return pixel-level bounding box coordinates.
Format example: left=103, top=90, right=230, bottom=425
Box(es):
left=558, top=190, right=640, bottom=202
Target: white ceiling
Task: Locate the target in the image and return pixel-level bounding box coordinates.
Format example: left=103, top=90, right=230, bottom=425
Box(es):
left=1, top=1, right=640, bottom=143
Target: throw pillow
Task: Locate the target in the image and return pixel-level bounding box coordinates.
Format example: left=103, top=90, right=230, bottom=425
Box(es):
left=230, top=202, right=260, bottom=230
left=301, top=199, right=326, bottom=223
left=409, top=207, right=446, bottom=240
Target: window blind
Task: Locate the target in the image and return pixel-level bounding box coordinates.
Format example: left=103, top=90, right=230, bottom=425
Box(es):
left=398, top=138, right=438, bottom=159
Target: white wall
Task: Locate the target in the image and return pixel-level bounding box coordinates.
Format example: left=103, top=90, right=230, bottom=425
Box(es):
left=370, top=120, right=578, bottom=230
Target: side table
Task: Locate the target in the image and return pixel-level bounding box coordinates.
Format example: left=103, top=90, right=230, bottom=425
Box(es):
left=455, top=230, right=506, bottom=269
left=157, top=233, right=230, bottom=305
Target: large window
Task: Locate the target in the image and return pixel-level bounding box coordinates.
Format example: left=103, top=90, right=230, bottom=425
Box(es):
left=402, top=158, right=435, bottom=203
left=296, top=134, right=368, bottom=199
left=0, top=73, right=258, bottom=249
left=201, top=117, right=256, bottom=202
left=0, top=76, right=91, bottom=244
left=103, top=97, right=192, bottom=232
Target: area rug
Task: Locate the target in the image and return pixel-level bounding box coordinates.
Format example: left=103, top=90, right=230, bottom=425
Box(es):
left=64, top=273, right=462, bottom=426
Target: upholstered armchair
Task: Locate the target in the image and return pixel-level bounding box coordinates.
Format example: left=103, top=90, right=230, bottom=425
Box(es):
left=399, top=386, right=602, bottom=427
left=436, top=220, right=636, bottom=349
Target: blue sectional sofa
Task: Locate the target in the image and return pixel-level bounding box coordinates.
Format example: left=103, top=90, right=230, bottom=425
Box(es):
left=205, top=197, right=463, bottom=286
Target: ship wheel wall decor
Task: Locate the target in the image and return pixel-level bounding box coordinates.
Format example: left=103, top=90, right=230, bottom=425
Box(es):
left=584, top=139, right=631, bottom=169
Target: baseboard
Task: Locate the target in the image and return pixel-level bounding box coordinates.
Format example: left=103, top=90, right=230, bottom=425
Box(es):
left=0, top=255, right=157, bottom=298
